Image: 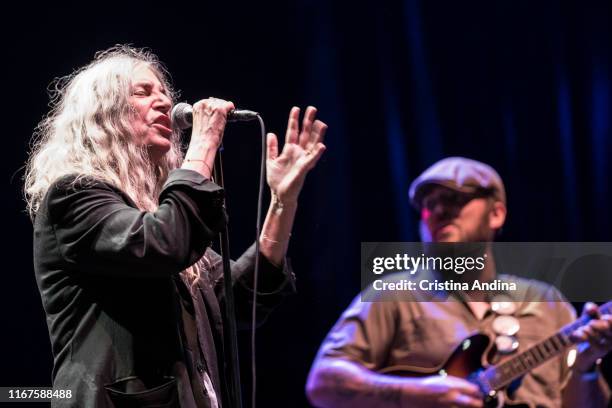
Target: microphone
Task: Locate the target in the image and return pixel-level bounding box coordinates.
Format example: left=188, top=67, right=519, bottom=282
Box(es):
left=171, top=102, right=258, bottom=130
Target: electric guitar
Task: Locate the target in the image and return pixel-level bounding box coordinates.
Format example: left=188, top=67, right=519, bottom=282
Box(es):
left=379, top=301, right=611, bottom=407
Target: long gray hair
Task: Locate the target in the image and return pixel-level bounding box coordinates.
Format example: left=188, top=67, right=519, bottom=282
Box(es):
left=24, top=45, right=206, bottom=285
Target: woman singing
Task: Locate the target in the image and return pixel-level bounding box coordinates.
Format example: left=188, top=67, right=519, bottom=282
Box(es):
left=24, top=45, right=327, bottom=407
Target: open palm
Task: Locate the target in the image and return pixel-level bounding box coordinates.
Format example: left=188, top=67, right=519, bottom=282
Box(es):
left=266, top=106, right=327, bottom=204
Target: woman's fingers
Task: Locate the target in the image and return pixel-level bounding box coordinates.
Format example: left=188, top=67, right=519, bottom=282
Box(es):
left=285, top=107, right=300, bottom=144
left=190, top=97, right=235, bottom=148
left=275, top=106, right=326, bottom=173
left=267, top=133, right=279, bottom=160
left=192, top=97, right=235, bottom=118
left=284, top=106, right=326, bottom=150
left=311, top=120, right=328, bottom=145
left=299, top=106, right=318, bottom=148
left=303, top=143, right=326, bottom=170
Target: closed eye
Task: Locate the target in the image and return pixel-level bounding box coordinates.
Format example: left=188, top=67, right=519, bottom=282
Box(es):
left=132, top=82, right=153, bottom=96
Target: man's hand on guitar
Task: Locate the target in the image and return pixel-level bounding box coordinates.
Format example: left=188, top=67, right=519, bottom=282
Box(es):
left=407, top=375, right=484, bottom=408
left=570, top=302, right=612, bottom=372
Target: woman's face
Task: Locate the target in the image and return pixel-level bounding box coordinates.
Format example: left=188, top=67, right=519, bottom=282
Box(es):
left=129, top=64, right=173, bottom=164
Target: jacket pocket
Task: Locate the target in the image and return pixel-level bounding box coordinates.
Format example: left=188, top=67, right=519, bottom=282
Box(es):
left=104, top=376, right=179, bottom=408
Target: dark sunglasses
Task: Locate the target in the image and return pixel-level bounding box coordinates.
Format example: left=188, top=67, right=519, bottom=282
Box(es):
left=420, top=187, right=494, bottom=213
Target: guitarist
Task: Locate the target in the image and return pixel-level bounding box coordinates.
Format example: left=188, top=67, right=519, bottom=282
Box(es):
left=306, top=157, right=611, bottom=407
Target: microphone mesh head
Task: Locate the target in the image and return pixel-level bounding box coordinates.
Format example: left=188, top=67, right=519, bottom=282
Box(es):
left=171, top=103, right=193, bottom=130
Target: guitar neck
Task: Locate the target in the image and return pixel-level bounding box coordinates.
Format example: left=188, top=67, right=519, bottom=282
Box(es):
left=482, top=301, right=611, bottom=391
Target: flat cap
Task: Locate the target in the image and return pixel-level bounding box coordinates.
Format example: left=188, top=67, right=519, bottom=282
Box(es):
left=409, top=157, right=506, bottom=209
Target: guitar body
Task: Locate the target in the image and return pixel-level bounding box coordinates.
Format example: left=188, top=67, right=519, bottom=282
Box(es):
left=379, top=333, right=512, bottom=408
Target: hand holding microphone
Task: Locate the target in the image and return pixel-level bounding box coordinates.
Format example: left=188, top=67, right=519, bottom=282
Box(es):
left=172, top=100, right=259, bottom=130
left=179, top=97, right=239, bottom=178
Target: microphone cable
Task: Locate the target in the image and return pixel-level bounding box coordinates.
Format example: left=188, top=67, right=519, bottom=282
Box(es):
left=251, top=114, right=266, bottom=408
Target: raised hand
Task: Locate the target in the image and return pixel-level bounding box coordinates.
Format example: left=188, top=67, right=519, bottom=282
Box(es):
left=266, top=106, right=327, bottom=204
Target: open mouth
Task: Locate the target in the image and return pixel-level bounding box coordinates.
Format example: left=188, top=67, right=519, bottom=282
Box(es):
left=152, top=115, right=172, bottom=135
left=152, top=124, right=172, bottom=139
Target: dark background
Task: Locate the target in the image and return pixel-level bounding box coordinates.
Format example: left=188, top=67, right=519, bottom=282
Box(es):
left=3, top=0, right=611, bottom=406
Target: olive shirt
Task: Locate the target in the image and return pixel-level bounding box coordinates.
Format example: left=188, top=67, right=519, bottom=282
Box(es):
left=33, top=169, right=295, bottom=408
left=314, top=275, right=579, bottom=408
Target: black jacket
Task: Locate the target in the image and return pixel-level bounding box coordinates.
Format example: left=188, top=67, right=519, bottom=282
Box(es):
left=33, top=169, right=295, bottom=407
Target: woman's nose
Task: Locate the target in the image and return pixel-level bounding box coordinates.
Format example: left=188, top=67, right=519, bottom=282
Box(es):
left=155, top=93, right=172, bottom=112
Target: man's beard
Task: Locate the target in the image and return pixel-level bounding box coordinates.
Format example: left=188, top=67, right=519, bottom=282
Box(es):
left=462, top=209, right=494, bottom=243
left=424, top=211, right=493, bottom=283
